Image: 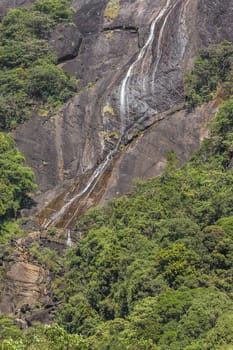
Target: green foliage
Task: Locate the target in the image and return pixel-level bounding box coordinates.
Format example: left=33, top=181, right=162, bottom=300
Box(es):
left=0, top=133, right=35, bottom=220
left=0, top=220, right=25, bottom=245
left=217, top=216, right=233, bottom=238
left=26, top=62, right=77, bottom=104
left=0, top=0, right=77, bottom=130
left=29, top=243, right=63, bottom=274
left=185, top=41, right=233, bottom=108
left=0, top=322, right=88, bottom=349
left=0, top=316, right=22, bottom=343
left=193, top=97, right=233, bottom=168
left=32, top=0, right=74, bottom=21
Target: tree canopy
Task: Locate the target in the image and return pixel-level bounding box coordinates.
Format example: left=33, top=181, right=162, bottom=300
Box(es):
left=0, top=0, right=77, bottom=130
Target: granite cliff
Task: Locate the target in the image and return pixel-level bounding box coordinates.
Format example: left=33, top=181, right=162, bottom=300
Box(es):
left=11, top=0, right=233, bottom=228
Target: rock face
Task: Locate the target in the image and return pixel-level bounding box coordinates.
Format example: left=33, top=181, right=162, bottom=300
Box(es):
left=102, top=99, right=221, bottom=201
left=0, top=233, right=51, bottom=316
left=0, top=230, right=70, bottom=319
left=0, top=262, right=48, bottom=315
left=11, top=0, right=233, bottom=227
left=49, top=23, right=82, bottom=63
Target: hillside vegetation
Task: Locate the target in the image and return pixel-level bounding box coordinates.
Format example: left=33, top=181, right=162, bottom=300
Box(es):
left=0, top=133, right=35, bottom=243
left=1, top=42, right=233, bottom=349
left=0, top=0, right=77, bottom=130
left=185, top=41, right=233, bottom=109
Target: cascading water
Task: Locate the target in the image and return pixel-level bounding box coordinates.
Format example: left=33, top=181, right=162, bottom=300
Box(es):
left=43, top=148, right=115, bottom=228
left=119, top=0, right=174, bottom=128
left=66, top=229, right=73, bottom=247
left=42, top=0, right=189, bottom=230
left=119, top=0, right=184, bottom=127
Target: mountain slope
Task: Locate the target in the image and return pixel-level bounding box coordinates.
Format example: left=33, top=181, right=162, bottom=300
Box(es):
left=1, top=1, right=233, bottom=349
left=1, top=78, right=233, bottom=349
left=12, top=0, right=233, bottom=228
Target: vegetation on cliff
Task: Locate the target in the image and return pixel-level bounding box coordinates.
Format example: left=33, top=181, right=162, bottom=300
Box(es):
left=1, top=35, right=233, bottom=350
left=0, top=133, right=35, bottom=242
left=0, top=0, right=76, bottom=238
left=0, top=0, right=77, bottom=130
left=185, top=40, right=233, bottom=109
left=2, top=92, right=233, bottom=350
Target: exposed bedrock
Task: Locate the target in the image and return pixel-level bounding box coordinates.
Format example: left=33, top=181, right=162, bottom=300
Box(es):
left=11, top=0, right=233, bottom=226
left=49, top=23, right=83, bottom=63
left=0, top=230, right=71, bottom=319
left=0, top=261, right=49, bottom=316
left=101, top=99, right=221, bottom=202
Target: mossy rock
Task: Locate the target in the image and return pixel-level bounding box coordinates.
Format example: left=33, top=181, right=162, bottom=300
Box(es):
left=104, top=0, right=120, bottom=19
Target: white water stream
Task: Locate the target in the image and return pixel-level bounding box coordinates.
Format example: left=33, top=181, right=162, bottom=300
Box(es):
left=66, top=229, right=73, bottom=247
left=119, top=0, right=174, bottom=126
left=43, top=0, right=187, bottom=230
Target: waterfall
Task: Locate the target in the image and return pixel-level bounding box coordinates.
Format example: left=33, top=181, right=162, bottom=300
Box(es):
left=66, top=229, right=73, bottom=247
left=42, top=0, right=189, bottom=230
left=119, top=0, right=174, bottom=128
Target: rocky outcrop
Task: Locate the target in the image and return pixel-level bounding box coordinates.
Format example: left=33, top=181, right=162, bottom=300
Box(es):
left=0, top=232, right=50, bottom=316
left=11, top=0, right=233, bottom=227
left=0, top=262, right=48, bottom=315
left=49, top=23, right=82, bottom=63
left=0, top=229, right=72, bottom=319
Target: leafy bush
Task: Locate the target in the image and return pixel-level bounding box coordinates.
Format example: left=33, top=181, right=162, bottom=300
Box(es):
left=0, top=133, right=35, bottom=219
left=30, top=243, right=63, bottom=274
left=185, top=41, right=233, bottom=109
left=193, top=97, right=233, bottom=168
left=0, top=322, right=87, bottom=350
left=32, top=0, right=74, bottom=21
left=26, top=61, right=77, bottom=104
left=0, top=8, right=54, bottom=40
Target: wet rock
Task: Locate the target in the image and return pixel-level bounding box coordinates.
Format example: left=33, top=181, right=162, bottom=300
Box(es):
left=28, top=308, right=53, bottom=324
left=20, top=304, right=31, bottom=314
left=19, top=219, right=41, bottom=232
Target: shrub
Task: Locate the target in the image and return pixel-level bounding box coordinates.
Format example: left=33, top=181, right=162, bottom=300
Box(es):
left=0, top=0, right=77, bottom=130
left=185, top=41, right=233, bottom=109
left=0, top=133, right=35, bottom=218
